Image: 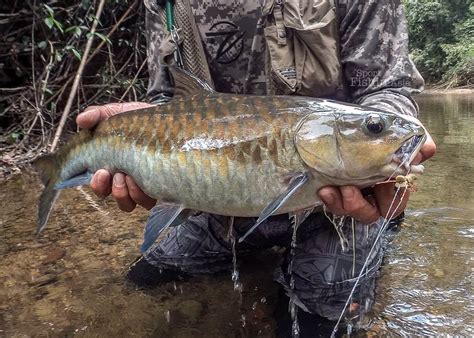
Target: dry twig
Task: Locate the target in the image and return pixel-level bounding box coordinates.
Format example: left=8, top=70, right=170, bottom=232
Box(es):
left=50, top=0, right=107, bottom=152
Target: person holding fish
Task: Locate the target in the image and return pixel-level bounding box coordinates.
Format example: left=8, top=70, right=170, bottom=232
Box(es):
left=72, top=0, right=436, bottom=336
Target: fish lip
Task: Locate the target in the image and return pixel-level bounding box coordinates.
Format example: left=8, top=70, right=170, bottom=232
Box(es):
left=391, top=133, right=427, bottom=173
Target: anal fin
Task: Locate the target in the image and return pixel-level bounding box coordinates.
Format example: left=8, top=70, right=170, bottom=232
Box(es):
left=54, top=171, right=93, bottom=190
left=140, top=204, right=193, bottom=252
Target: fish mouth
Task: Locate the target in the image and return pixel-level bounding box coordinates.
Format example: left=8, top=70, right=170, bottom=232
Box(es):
left=391, top=134, right=427, bottom=174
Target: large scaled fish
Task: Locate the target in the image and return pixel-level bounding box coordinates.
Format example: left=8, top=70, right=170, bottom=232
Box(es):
left=34, top=67, right=427, bottom=251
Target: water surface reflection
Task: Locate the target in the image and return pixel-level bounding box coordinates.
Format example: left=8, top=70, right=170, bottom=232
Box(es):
left=0, top=92, right=472, bottom=336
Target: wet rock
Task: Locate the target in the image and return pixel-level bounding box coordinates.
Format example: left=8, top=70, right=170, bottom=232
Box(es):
left=248, top=302, right=266, bottom=322
left=116, top=231, right=136, bottom=240
left=24, top=242, right=50, bottom=249
left=33, top=286, right=49, bottom=300
left=173, top=328, right=204, bottom=337
left=177, top=299, right=204, bottom=324
left=3, top=278, right=16, bottom=288
left=42, top=247, right=66, bottom=264
left=29, top=274, right=58, bottom=287
left=0, top=243, right=10, bottom=255
left=98, top=234, right=116, bottom=244
left=33, top=299, right=55, bottom=319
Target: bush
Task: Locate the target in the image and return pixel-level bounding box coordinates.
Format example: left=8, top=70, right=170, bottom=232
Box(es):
left=404, top=0, right=474, bottom=87
left=0, top=0, right=147, bottom=175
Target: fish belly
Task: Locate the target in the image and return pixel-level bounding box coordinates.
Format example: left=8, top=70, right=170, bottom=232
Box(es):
left=60, top=134, right=319, bottom=217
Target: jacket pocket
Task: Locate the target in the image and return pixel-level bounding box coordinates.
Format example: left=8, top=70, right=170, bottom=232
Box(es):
left=263, top=0, right=342, bottom=97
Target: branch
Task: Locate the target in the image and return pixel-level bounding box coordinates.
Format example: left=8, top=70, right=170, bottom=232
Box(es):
left=44, top=0, right=140, bottom=128
left=49, top=0, right=106, bottom=152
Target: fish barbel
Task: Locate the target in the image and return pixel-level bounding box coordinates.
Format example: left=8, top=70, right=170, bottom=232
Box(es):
left=34, top=67, right=427, bottom=250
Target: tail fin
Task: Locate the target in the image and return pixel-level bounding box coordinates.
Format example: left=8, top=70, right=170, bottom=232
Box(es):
left=33, top=154, right=61, bottom=234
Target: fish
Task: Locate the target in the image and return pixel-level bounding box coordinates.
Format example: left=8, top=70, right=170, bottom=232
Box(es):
left=33, top=67, right=427, bottom=251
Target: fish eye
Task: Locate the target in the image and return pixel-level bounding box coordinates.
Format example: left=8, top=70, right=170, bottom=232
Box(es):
left=365, top=114, right=385, bottom=134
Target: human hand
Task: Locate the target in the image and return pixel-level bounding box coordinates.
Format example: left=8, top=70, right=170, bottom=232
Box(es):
left=318, top=134, right=437, bottom=224
left=76, top=102, right=157, bottom=211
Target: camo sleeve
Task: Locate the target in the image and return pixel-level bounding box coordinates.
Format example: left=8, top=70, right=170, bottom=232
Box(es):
left=338, top=0, right=425, bottom=117
left=144, top=0, right=173, bottom=102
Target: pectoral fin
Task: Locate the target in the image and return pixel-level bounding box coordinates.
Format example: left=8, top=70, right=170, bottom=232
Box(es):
left=140, top=204, right=193, bottom=252
left=238, top=172, right=310, bottom=243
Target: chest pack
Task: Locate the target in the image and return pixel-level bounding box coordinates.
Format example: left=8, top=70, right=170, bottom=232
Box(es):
left=156, top=0, right=344, bottom=97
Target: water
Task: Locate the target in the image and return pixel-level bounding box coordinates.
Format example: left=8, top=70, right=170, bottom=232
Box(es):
left=363, top=92, right=474, bottom=336
left=288, top=214, right=303, bottom=338
left=227, top=217, right=243, bottom=294
left=0, top=92, right=472, bottom=336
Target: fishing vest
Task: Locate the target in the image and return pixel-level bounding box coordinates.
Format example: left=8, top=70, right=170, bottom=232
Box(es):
left=157, top=0, right=345, bottom=98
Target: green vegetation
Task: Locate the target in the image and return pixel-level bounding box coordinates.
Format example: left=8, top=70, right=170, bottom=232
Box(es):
left=0, top=0, right=471, bottom=175
left=0, top=0, right=147, bottom=176
left=404, top=0, right=474, bottom=87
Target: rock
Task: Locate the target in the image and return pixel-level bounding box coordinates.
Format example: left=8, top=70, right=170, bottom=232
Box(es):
left=33, top=287, right=49, bottom=300
left=98, top=234, right=116, bottom=244
left=116, top=231, right=136, bottom=240
left=29, top=274, right=58, bottom=286
left=177, top=299, right=204, bottom=324
left=173, top=328, right=203, bottom=337
left=42, top=247, right=66, bottom=264
left=0, top=243, right=10, bottom=255
left=249, top=302, right=266, bottom=322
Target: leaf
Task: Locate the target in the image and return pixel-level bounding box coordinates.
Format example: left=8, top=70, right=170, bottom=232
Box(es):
left=65, top=45, right=82, bottom=60
left=53, top=18, right=64, bottom=33
left=44, top=17, right=54, bottom=29
left=94, top=32, right=111, bottom=44
left=65, top=26, right=83, bottom=37
left=38, top=41, right=47, bottom=49
left=6, top=132, right=21, bottom=145
left=55, top=52, right=63, bottom=62
left=71, top=49, right=81, bottom=60
left=43, top=4, right=54, bottom=15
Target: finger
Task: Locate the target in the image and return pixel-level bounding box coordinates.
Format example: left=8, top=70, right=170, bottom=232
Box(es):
left=76, top=105, right=111, bottom=129
left=374, top=183, right=409, bottom=220
left=111, top=173, right=137, bottom=212
left=413, top=133, right=436, bottom=164
left=125, top=176, right=157, bottom=210
left=420, top=133, right=437, bottom=163
left=340, top=186, right=380, bottom=224
left=90, top=169, right=112, bottom=198
left=77, top=102, right=154, bottom=129
left=318, top=187, right=345, bottom=216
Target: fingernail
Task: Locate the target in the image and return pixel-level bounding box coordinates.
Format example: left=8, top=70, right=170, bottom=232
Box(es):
left=321, top=192, right=335, bottom=205
left=113, top=174, right=126, bottom=188
left=341, top=186, right=355, bottom=199
left=83, top=107, right=98, bottom=114
left=96, top=170, right=108, bottom=185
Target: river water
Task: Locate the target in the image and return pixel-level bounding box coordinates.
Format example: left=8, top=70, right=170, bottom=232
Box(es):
left=0, top=93, right=472, bottom=337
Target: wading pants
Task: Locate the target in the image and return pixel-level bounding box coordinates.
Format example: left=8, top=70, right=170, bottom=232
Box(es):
left=143, top=212, right=390, bottom=320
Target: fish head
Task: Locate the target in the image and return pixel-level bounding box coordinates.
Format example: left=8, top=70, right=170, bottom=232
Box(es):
left=294, top=108, right=427, bottom=185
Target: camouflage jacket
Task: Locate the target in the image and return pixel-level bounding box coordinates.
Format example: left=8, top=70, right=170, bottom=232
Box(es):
left=144, top=0, right=424, bottom=117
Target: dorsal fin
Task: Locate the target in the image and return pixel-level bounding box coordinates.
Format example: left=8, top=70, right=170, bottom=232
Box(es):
left=169, top=66, right=215, bottom=97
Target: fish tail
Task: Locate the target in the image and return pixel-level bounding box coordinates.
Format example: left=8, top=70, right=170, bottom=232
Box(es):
left=33, top=154, right=61, bottom=234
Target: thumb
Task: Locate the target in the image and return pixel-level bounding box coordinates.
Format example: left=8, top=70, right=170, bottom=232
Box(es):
left=76, top=102, right=153, bottom=129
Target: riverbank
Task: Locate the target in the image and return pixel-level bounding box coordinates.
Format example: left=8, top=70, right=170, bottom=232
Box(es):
left=421, top=88, right=474, bottom=95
